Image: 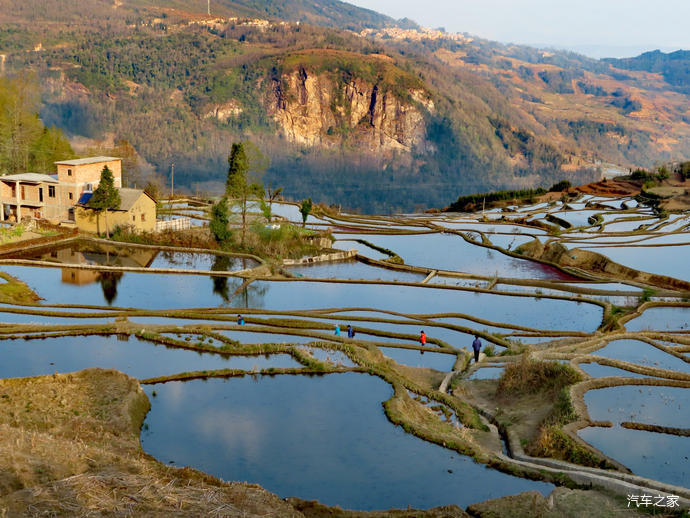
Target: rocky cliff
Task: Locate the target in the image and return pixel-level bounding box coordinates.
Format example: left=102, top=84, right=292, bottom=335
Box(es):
left=268, top=66, right=434, bottom=161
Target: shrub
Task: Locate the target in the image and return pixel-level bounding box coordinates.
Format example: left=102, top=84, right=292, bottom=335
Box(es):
left=496, top=357, right=582, bottom=396
left=548, top=180, right=571, bottom=192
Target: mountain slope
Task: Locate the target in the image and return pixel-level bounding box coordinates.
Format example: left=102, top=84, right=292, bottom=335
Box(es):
left=0, top=0, right=398, bottom=30
left=1, top=1, right=688, bottom=211
left=604, top=50, right=690, bottom=94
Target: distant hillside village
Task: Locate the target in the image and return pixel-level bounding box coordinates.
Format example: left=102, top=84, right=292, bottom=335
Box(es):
left=0, top=157, right=157, bottom=234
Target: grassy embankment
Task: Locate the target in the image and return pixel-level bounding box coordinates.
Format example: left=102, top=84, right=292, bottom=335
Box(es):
left=495, top=358, right=616, bottom=469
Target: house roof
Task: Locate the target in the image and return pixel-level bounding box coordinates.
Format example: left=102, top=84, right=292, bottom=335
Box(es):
left=118, top=188, right=148, bottom=211
left=82, top=188, right=151, bottom=211
left=54, top=156, right=121, bottom=166
left=0, top=173, right=59, bottom=184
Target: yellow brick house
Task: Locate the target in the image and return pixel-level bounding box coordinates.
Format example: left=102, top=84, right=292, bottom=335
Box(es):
left=74, top=188, right=156, bottom=234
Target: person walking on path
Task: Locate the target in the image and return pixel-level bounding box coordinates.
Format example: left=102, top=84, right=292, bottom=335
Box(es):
left=335, top=324, right=340, bottom=336
left=347, top=325, right=355, bottom=338
left=472, top=335, right=482, bottom=363
left=237, top=315, right=245, bottom=326
left=420, top=330, right=426, bottom=347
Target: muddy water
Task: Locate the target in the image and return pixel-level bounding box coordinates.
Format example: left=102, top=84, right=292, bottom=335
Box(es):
left=141, top=373, right=553, bottom=510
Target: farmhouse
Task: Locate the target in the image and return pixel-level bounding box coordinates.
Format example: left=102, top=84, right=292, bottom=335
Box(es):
left=0, top=157, right=125, bottom=223
left=75, top=188, right=157, bottom=234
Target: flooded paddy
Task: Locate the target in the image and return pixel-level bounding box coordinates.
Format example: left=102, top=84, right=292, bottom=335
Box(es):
left=1, top=192, right=689, bottom=508
left=10, top=240, right=258, bottom=272
left=141, top=374, right=553, bottom=510
left=328, top=232, right=573, bottom=279
left=578, top=363, right=646, bottom=379
left=578, top=426, right=688, bottom=487
left=379, top=346, right=457, bottom=371
left=287, top=260, right=426, bottom=282
left=592, top=340, right=690, bottom=373
left=0, top=335, right=301, bottom=379
left=578, top=244, right=690, bottom=281
left=626, top=306, right=690, bottom=331
left=467, top=367, right=504, bottom=380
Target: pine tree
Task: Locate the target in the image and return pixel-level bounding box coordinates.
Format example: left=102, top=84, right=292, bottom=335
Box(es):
left=225, top=141, right=266, bottom=245
left=299, top=198, right=313, bottom=227
left=210, top=196, right=232, bottom=246
left=90, top=166, right=121, bottom=238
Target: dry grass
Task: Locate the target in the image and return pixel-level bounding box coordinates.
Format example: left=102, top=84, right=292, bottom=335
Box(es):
left=0, top=369, right=302, bottom=517
left=496, top=357, right=582, bottom=396
left=0, top=272, right=40, bottom=305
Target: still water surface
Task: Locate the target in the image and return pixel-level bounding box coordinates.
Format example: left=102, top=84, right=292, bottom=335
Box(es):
left=141, top=374, right=553, bottom=510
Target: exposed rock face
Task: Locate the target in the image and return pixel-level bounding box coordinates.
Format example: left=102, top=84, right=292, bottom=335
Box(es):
left=268, top=67, right=433, bottom=159
left=204, top=100, right=244, bottom=122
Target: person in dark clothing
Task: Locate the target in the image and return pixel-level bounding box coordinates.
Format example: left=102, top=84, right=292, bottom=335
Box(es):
left=472, top=335, right=482, bottom=363
left=347, top=325, right=355, bottom=338
left=237, top=315, right=245, bottom=325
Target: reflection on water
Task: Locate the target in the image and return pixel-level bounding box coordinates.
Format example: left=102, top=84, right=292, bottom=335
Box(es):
left=626, top=307, right=690, bottom=332
left=11, top=241, right=258, bottom=273
left=0, top=267, right=603, bottom=332
left=379, top=346, right=457, bottom=371
left=578, top=427, right=688, bottom=487
left=141, top=374, right=553, bottom=510
left=584, top=385, right=690, bottom=429
left=593, top=340, right=690, bottom=374
left=0, top=335, right=301, bottom=379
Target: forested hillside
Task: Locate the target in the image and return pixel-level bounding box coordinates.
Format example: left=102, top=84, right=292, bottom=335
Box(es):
left=0, top=75, right=73, bottom=175
left=605, top=50, right=690, bottom=94
left=0, top=0, right=688, bottom=211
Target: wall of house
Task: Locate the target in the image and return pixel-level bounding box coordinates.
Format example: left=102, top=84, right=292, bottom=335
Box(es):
left=56, top=160, right=122, bottom=211
left=56, top=160, right=122, bottom=186
left=74, top=194, right=156, bottom=234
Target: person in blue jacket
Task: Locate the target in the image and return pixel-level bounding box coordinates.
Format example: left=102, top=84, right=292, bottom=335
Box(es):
left=472, top=335, right=482, bottom=363
left=334, top=324, right=340, bottom=336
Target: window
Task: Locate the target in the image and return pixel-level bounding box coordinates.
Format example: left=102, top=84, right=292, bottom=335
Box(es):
left=132, top=215, right=135, bottom=222
left=141, top=213, right=146, bottom=222
left=68, top=192, right=73, bottom=200
left=67, top=169, right=72, bottom=176
left=48, top=185, right=55, bottom=198
left=20, top=185, right=25, bottom=200
left=85, top=183, right=93, bottom=192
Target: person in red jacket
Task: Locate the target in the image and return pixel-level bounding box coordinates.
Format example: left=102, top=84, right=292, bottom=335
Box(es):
left=420, top=330, right=426, bottom=347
